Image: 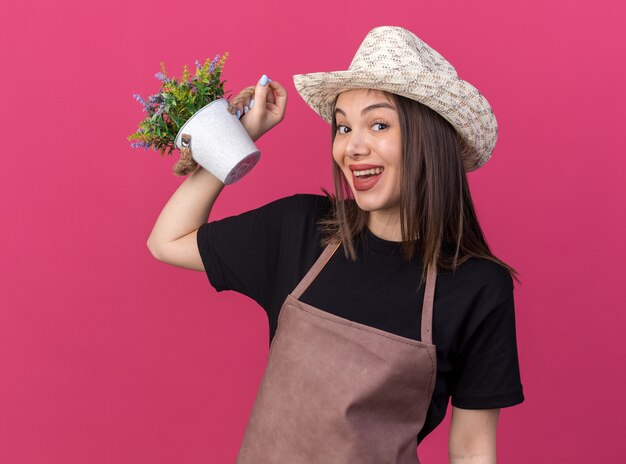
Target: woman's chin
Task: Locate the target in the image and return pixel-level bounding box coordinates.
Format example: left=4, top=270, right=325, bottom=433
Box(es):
left=353, top=196, right=379, bottom=213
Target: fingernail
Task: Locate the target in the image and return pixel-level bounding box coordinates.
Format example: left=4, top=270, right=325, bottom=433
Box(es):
left=244, top=105, right=249, bottom=114
left=268, top=78, right=273, bottom=82
left=260, top=74, right=268, bottom=86
left=236, top=109, right=241, bottom=118
left=249, top=99, right=254, bottom=108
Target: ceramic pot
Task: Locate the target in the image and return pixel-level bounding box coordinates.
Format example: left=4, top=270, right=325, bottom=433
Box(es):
left=174, top=99, right=260, bottom=185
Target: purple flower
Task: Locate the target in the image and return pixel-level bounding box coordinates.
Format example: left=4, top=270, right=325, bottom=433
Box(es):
left=130, top=141, right=152, bottom=150
left=209, top=54, right=220, bottom=72
left=154, top=103, right=166, bottom=117
left=154, top=72, right=169, bottom=83
left=195, top=59, right=202, bottom=70
left=133, top=93, right=151, bottom=112
left=148, top=93, right=165, bottom=105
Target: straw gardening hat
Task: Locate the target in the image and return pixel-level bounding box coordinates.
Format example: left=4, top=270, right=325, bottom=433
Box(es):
left=292, top=26, right=498, bottom=171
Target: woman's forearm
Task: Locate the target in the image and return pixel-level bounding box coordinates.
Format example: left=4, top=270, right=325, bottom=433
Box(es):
left=449, top=453, right=496, bottom=464
left=448, top=407, right=499, bottom=464
left=147, top=166, right=224, bottom=250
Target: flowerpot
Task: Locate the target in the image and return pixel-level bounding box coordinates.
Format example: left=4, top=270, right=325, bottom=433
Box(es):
left=174, top=99, right=260, bottom=185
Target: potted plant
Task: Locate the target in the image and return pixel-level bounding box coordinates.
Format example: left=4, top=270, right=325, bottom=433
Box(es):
left=127, top=53, right=260, bottom=184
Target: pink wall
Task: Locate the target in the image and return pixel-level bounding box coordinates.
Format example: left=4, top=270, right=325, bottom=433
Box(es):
left=1, top=0, right=624, bottom=462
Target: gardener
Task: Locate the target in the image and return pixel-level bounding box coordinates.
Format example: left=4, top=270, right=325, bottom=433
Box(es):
left=147, top=25, right=524, bottom=463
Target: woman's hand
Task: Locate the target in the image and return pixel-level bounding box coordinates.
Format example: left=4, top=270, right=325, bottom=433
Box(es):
left=227, top=75, right=287, bottom=142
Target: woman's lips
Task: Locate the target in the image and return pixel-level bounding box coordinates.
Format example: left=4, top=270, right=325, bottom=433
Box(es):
left=352, top=170, right=383, bottom=191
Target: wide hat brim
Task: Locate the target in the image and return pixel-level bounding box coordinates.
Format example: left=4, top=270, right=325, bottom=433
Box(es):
left=293, top=68, right=498, bottom=172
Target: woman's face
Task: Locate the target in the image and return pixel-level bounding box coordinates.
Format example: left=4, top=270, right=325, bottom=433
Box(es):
left=332, top=89, right=403, bottom=220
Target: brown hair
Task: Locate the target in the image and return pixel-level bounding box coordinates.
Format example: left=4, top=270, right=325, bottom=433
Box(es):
left=316, top=89, right=521, bottom=291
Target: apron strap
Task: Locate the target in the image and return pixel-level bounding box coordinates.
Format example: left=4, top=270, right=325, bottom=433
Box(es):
left=421, top=264, right=437, bottom=345
left=292, top=240, right=342, bottom=299
left=292, top=239, right=438, bottom=345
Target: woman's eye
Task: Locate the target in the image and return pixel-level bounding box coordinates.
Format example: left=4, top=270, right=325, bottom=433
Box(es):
left=336, top=122, right=388, bottom=134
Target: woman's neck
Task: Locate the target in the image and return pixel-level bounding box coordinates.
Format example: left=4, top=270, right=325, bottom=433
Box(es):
left=367, top=211, right=403, bottom=242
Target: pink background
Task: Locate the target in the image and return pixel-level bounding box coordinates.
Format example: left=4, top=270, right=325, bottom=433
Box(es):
left=1, top=0, right=624, bottom=462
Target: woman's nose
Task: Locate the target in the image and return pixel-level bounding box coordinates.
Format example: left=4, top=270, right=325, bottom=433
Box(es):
left=345, top=130, right=370, bottom=158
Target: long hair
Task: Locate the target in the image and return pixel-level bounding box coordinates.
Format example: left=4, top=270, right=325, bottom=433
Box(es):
left=316, top=89, right=521, bottom=291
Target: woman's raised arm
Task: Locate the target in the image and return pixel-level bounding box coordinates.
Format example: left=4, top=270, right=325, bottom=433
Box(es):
left=146, top=76, right=287, bottom=271
left=147, top=167, right=224, bottom=271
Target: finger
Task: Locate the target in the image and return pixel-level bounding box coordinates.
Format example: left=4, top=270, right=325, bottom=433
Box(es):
left=265, top=89, right=276, bottom=105
left=232, top=105, right=243, bottom=119
left=267, top=80, right=287, bottom=112
left=252, top=75, right=273, bottom=111
left=263, top=83, right=276, bottom=105
left=265, top=102, right=285, bottom=118
left=229, top=104, right=243, bottom=119
left=227, top=99, right=245, bottom=119
left=241, top=87, right=256, bottom=110
left=226, top=101, right=238, bottom=115
left=246, top=90, right=264, bottom=111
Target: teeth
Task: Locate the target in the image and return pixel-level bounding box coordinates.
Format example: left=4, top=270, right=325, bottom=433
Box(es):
left=354, top=168, right=383, bottom=177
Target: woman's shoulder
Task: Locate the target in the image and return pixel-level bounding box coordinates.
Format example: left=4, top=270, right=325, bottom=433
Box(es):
left=278, top=193, right=333, bottom=217
left=464, top=256, right=512, bottom=279
left=447, top=255, right=514, bottom=295
left=438, top=257, right=517, bottom=325
left=272, top=192, right=329, bottom=208
left=253, top=193, right=325, bottom=216
left=257, top=193, right=333, bottom=232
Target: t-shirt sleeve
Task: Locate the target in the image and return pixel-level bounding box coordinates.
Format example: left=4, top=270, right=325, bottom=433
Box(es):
left=450, top=265, right=525, bottom=409
left=196, top=194, right=303, bottom=308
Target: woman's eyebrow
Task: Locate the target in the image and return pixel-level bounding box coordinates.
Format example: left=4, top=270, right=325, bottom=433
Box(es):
left=334, top=102, right=396, bottom=117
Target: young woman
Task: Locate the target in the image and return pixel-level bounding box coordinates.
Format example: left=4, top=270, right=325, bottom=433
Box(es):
left=147, top=26, right=524, bottom=464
